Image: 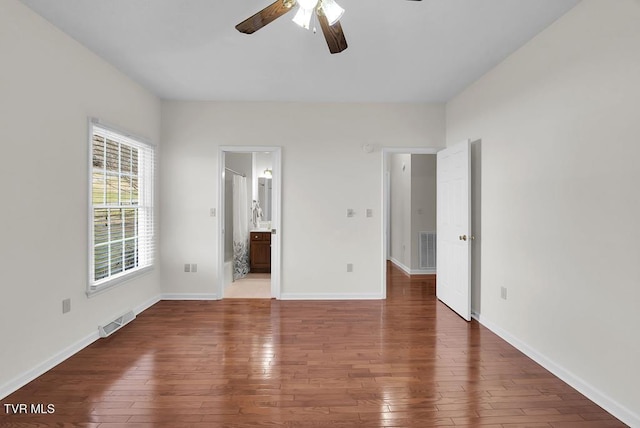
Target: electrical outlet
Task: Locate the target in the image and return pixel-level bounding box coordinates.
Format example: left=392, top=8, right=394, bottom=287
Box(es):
left=347, top=209, right=355, bottom=218
left=347, top=263, right=353, bottom=272
left=366, top=209, right=373, bottom=218
left=184, top=264, right=191, bottom=272
left=500, top=287, right=507, bottom=300
left=191, top=264, right=198, bottom=273
left=62, top=298, right=71, bottom=314
left=210, top=208, right=216, bottom=217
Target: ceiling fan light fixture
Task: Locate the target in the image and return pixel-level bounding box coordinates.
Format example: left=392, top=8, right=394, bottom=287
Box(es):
left=320, top=0, right=344, bottom=26
left=292, top=6, right=314, bottom=29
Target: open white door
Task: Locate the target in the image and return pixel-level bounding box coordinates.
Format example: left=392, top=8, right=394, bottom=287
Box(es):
left=437, top=140, right=471, bottom=321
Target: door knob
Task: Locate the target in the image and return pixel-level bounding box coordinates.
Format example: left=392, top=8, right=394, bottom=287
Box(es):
left=459, top=235, right=467, bottom=241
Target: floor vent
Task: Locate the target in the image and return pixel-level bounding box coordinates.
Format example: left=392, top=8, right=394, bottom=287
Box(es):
left=419, top=231, right=437, bottom=269
left=99, top=310, right=136, bottom=338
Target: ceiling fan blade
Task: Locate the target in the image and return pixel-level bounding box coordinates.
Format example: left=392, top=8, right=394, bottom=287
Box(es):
left=236, top=0, right=296, bottom=34
left=317, top=14, right=348, bottom=54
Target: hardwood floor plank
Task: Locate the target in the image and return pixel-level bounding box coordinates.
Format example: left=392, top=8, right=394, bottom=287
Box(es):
left=0, top=264, right=626, bottom=426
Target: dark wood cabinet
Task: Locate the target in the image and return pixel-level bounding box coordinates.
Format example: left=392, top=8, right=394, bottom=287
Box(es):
left=250, top=231, right=271, bottom=273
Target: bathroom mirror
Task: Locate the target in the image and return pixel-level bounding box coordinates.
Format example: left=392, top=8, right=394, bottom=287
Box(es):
left=258, top=177, right=272, bottom=222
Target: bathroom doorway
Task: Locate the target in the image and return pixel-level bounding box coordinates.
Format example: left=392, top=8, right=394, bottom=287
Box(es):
left=217, top=147, right=281, bottom=299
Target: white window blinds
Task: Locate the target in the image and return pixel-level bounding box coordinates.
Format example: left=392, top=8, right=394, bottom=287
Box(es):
left=88, top=120, right=155, bottom=294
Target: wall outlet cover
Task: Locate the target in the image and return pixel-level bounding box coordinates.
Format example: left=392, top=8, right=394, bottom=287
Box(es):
left=62, top=298, right=71, bottom=314
left=184, top=264, right=191, bottom=272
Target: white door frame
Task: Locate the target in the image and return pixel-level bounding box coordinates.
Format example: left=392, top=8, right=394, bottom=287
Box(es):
left=381, top=147, right=440, bottom=299
left=218, top=146, right=282, bottom=299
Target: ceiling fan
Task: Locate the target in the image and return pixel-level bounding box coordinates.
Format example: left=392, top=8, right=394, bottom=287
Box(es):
left=236, top=0, right=422, bottom=54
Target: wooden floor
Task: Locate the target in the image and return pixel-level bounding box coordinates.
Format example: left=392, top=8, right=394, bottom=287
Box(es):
left=0, top=265, right=625, bottom=427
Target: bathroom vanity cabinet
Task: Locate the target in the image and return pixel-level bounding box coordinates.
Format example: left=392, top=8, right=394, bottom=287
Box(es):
left=250, top=231, right=271, bottom=273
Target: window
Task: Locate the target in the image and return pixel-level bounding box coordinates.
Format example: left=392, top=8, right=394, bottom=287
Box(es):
left=88, top=120, right=155, bottom=294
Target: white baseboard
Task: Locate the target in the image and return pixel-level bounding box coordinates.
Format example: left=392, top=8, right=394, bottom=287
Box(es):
left=133, top=294, right=162, bottom=315
left=389, top=258, right=435, bottom=275
left=0, top=330, right=99, bottom=401
left=410, top=268, right=436, bottom=275
left=389, top=258, right=411, bottom=274
left=0, top=294, right=164, bottom=401
left=281, top=293, right=383, bottom=300
left=473, top=313, right=639, bottom=428
left=1, top=293, right=225, bottom=401
left=161, top=293, right=218, bottom=300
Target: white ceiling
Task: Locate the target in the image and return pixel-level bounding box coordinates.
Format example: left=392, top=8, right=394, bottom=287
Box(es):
left=19, top=0, right=580, bottom=102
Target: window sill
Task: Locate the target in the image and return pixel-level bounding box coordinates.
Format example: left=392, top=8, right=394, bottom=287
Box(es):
left=87, top=265, right=154, bottom=298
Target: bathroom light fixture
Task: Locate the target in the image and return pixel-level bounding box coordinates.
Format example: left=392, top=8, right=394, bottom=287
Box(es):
left=263, top=169, right=272, bottom=178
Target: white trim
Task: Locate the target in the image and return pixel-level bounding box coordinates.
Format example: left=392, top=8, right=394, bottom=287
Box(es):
left=409, top=269, right=437, bottom=275
left=87, top=119, right=156, bottom=296
left=473, top=313, right=640, bottom=428
left=12, top=295, right=634, bottom=428
left=0, top=330, right=100, bottom=401
left=389, top=258, right=411, bottom=275
left=280, top=293, right=383, bottom=300
left=408, top=268, right=436, bottom=275
left=162, top=293, right=218, bottom=300
left=133, top=294, right=162, bottom=314
left=86, top=266, right=154, bottom=298
left=389, top=258, right=436, bottom=275
left=217, top=149, right=226, bottom=299
left=381, top=147, right=442, bottom=301
left=0, top=293, right=165, bottom=401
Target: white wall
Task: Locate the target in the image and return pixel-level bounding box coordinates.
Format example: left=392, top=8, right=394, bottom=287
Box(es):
left=389, top=154, right=412, bottom=269
left=160, top=102, right=445, bottom=298
left=410, top=154, right=437, bottom=270
left=447, top=0, right=640, bottom=422
left=0, top=0, right=161, bottom=396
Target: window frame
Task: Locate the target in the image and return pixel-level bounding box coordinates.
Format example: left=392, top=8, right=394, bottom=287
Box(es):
left=87, top=118, right=155, bottom=296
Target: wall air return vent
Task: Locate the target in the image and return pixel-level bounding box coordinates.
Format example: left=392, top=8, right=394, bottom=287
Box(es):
left=419, top=231, right=436, bottom=270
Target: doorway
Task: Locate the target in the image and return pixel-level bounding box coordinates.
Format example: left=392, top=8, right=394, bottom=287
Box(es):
left=381, top=148, right=439, bottom=299
left=217, top=146, right=282, bottom=299
left=382, top=143, right=480, bottom=321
